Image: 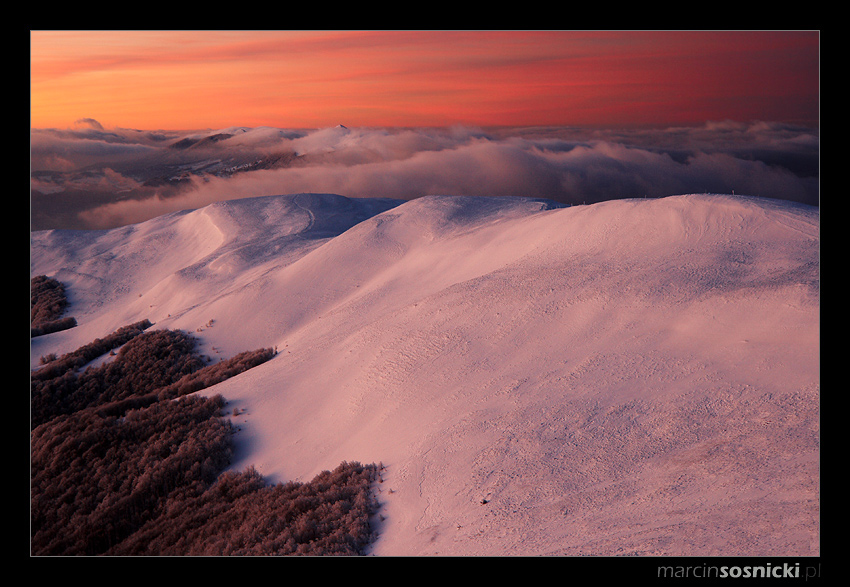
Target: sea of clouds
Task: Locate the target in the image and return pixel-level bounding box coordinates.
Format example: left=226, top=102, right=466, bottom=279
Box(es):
left=30, top=119, right=819, bottom=230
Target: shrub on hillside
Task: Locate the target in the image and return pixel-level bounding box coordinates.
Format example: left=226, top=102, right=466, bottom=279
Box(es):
left=31, top=275, right=76, bottom=337
left=31, top=275, right=68, bottom=324
left=107, top=461, right=379, bottom=555
left=157, top=347, right=277, bottom=398
left=79, top=329, right=208, bottom=401
left=30, top=320, right=173, bottom=428
left=30, top=322, right=381, bottom=555
left=31, top=316, right=77, bottom=337
left=31, top=394, right=234, bottom=555
left=31, top=319, right=153, bottom=382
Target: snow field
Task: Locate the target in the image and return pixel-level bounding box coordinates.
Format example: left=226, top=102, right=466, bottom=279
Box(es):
left=30, top=192, right=819, bottom=556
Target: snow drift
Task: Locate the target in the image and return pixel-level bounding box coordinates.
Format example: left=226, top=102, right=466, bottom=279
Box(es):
left=30, top=192, right=819, bottom=556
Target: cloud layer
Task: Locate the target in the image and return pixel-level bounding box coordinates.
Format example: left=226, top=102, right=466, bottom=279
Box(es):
left=31, top=121, right=819, bottom=230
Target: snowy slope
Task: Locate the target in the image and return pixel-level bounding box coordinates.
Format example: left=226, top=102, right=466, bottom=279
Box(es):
left=30, top=192, right=819, bottom=556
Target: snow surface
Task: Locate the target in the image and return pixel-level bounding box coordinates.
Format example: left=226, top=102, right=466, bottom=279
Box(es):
left=30, top=192, right=819, bottom=556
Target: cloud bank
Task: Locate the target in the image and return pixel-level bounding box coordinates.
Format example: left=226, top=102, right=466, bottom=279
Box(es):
left=31, top=121, right=819, bottom=230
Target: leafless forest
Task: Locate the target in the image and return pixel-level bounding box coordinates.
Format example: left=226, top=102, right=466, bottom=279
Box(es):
left=31, top=277, right=381, bottom=555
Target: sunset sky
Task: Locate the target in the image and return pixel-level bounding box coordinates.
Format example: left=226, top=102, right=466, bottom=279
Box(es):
left=30, top=30, right=819, bottom=131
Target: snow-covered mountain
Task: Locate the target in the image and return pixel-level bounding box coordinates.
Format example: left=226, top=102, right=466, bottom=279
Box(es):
left=30, top=192, right=819, bottom=556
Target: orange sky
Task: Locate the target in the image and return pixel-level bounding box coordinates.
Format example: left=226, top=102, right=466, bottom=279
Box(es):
left=30, top=30, right=820, bottom=131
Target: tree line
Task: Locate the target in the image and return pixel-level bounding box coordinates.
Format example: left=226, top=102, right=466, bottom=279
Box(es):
left=31, top=280, right=381, bottom=555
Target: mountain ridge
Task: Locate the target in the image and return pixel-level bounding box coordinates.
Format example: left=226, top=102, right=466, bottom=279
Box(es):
left=30, top=192, right=819, bottom=556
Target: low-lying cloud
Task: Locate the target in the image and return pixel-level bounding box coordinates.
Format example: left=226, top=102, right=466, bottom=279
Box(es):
left=31, top=121, right=819, bottom=230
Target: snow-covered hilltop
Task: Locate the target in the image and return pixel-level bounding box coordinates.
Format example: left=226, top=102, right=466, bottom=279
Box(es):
left=30, top=192, right=819, bottom=556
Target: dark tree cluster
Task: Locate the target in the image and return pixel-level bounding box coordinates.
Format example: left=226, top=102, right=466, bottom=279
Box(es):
left=31, top=393, right=234, bottom=555
left=31, top=319, right=381, bottom=556
left=157, top=346, right=277, bottom=399
left=31, top=319, right=156, bottom=428
left=103, top=460, right=380, bottom=555
left=31, top=275, right=77, bottom=337
left=33, top=319, right=153, bottom=379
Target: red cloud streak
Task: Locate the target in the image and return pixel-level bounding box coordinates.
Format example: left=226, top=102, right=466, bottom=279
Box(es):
left=31, top=30, right=819, bottom=130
